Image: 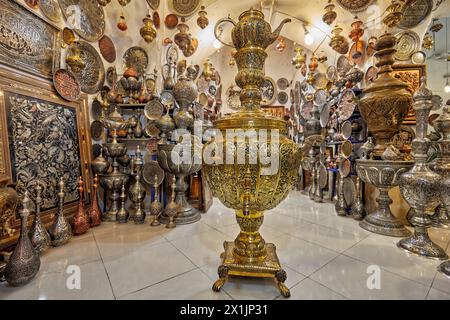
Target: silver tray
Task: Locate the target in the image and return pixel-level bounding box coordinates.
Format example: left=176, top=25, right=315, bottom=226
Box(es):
left=123, top=46, right=149, bottom=77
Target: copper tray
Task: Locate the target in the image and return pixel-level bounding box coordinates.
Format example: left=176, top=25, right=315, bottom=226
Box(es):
left=90, top=120, right=103, bottom=141
left=395, top=30, right=420, bottom=61
left=58, top=0, right=105, bottom=42
left=53, top=69, right=81, bottom=102
left=318, top=164, right=328, bottom=189
left=40, top=0, right=62, bottom=23
left=68, top=41, right=105, bottom=94
left=98, top=35, right=116, bottom=63
left=153, top=11, right=161, bottom=29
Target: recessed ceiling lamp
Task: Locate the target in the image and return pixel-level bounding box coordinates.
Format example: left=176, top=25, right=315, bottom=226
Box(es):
left=303, top=23, right=314, bottom=45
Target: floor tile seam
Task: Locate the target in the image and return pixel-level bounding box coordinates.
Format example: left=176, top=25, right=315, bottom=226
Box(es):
left=91, top=231, right=118, bottom=300
left=301, top=276, right=351, bottom=300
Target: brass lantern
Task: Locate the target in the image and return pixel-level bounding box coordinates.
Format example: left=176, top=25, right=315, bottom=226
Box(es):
left=140, top=14, right=157, bottom=43
left=329, top=25, right=349, bottom=54
left=291, top=47, right=306, bottom=69
left=202, top=59, right=214, bottom=81
left=322, top=0, right=337, bottom=26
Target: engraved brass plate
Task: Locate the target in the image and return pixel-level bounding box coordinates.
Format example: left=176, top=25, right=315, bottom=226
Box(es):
left=40, top=0, right=62, bottom=23
left=336, top=0, right=375, bottom=13
left=0, top=0, right=61, bottom=79
left=171, top=0, right=200, bottom=16
left=399, top=0, right=433, bottom=29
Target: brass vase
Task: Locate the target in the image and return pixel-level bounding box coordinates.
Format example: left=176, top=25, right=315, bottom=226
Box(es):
left=204, top=9, right=299, bottom=297
left=87, top=175, right=102, bottom=227
left=4, top=192, right=40, bottom=286
left=49, top=178, right=72, bottom=247
left=358, top=33, right=413, bottom=159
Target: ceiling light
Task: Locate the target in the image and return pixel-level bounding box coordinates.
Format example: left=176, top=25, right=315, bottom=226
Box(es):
left=303, top=23, right=314, bottom=45
left=445, top=79, right=450, bottom=93
left=213, top=38, right=222, bottom=49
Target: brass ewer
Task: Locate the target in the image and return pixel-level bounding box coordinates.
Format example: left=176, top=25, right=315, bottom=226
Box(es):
left=205, top=9, right=299, bottom=297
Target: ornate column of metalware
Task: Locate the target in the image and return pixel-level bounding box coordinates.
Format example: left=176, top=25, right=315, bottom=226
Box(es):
left=157, top=136, right=202, bottom=225
left=99, top=107, right=130, bottom=222
left=117, top=183, right=129, bottom=223
left=149, top=175, right=163, bottom=227
left=204, top=9, right=299, bottom=298
left=71, top=176, right=90, bottom=235
left=49, top=178, right=72, bottom=247
left=335, top=170, right=347, bottom=216
left=29, top=185, right=51, bottom=254
left=129, top=173, right=146, bottom=224
left=351, top=175, right=366, bottom=221
left=397, top=79, right=448, bottom=260
left=430, top=105, right=450, bottom=229
left=4, top=192, right=40, bottom=287
left=164, top=175, right=178, bottom=229
left=87, top=175, right=102, bottom=227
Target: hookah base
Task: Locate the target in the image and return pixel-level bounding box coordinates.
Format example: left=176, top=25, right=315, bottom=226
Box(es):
left=430, top=206, right=450, bottom=229
left=397, top=233, right=449, bottom=260
left=438, top=260, right=450, bottom=278
left=102, top=212, right=117, bottom=222
left=359, top=211, right=411, bottom=237
left=159, top=207, right=201, bottom=225
left=212, top=241, right=290, bottom=298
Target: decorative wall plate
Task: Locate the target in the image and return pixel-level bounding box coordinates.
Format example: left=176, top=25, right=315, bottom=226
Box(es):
left=91, top=98, right=102, bottom=120
left=58, top=0, right=105, bottom=42
left=320, top=104, right=330, bottom=127
left=145, top=122, right=160, bottom=138
left=327, top=65, right=338, bottom=82
left=39, top=0, right=62, bottom=23
left=144, top=100, right=164, bottom=120
left=343, top=177, right=356, bottom=206
left=164, top=14, right=179, bottom=29
left=319, top=164, right=328, bottom=189
left=339, top=158, right=351, bottom=177
left=53, top=69, right=81, bottom=102
left=106, top=66, right=116, bottom=86
left=160, top=90, right=175, bottom=107
left=67, top=41, right=105, bottom=94
left=170, top=0, right=201, bottom=16
left=199, top=92, right=208, bottom=107
left=146, top=0, right=159, bottom=10
left=349, top=42, right=364, bottom=66
left=341, top=140, right=353, bottom=158
left=314, top=89, right=327, bottom=106
left=209, top=85, right=217, bottom=96
left=166, top=44, right=179, bottom=63
left=338, top=89, right=356, bottom=122
left=301, top=101, right=314, bottom=120
left=98, top=35, right=116, bottom=63
left=312, top=73, right=328, bottom=90
left=90, top=120, right=103, bottom=140
left=365, top=66, right=377, bottom=83
left=395, top=31, right=420, bottom=61
left=341, top=120, right=352, bottom=140
left=142, top=161, right=165, bottom=186
left=123, top=46, right=148, bottom=77
left=261, top=77, right=277, bottom=106
left=411, top=51, right=426, bottom=64
left=277, top=91, right=288, bottom=104
left=226, top=85, right=241, bottom=110
left=336, top=0, right=374, bottom=13
left=294, top=81, right=301, bottom=103
left=399, top=0, right=433, bottom=29
left=277, top=78, right=289, bottom=90
left=337, top=55, right=351, bottom=77
left=196, top=76, right=209, bottom=93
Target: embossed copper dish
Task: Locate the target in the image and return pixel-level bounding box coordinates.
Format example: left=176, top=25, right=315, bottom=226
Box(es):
left=123, top=46, right=149, bottom=77
left=53, top=69, right=81, bottom=102
left=98, top=35, right=116, bottom=63
left=90, top=120, right=103, bottom=140
left=40, top=0, right=62, bottom=23
left=58, top=0, right=105, bottom=42
left=142, top=160, right=165, bottom=186
left=67, top=41, right=105, bottom=94
left=165, top=14, right=179, bottom=29
left=153, top=11, right=161, bottom=29
left=170, top=0, right=200, bottom=16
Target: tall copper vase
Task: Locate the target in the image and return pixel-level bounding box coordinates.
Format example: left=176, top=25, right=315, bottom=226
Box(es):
left=71, top=176, right=90, bottom=235
left=4, top=192, right=40, bottom=286
left=87, top=175, right=102, bottom=227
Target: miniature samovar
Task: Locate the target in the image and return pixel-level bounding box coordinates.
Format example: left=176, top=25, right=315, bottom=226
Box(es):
left=205, top=9, right=300, bottom=297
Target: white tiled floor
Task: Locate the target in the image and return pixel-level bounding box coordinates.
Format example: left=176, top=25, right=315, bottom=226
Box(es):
left=1, top=191, right=449, bottom=300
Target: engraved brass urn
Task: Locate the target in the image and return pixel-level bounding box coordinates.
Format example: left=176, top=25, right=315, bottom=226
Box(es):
left=359, top=33, right=413, bottom=159
left=204, top=9, right=300, bottom=297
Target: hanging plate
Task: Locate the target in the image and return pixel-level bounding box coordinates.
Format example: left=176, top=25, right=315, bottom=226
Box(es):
left=58, top=0, right=105, bottom=42
left=160, top=90, right=175, bottom=107
left=399, top=0, right=433, bottom=29
left=98, top=35, right=116, bottom=63
left=145, top=122, right=160, bottom=139
left=170, top=0, right=201, bottom=17
left=196, top=76, right=209, bottom=93
left=40, top=0, right=62, bottom=23
left=320, top=104, right=330, bottom=128
left=146, top=0, right=159, bottom=10
left=144, top=100, right=164, bottom=121
left=341, top=120, right=352, bottom=140
left=395, top=30, right=420, bottom=61
left=261, top=77, right=277, bottom=106
left=336, top=0, right=375, bottom=13
left=91, top=98, right=102, bottom=120
left=166, top=45, right=179, bottom=64
left=312, top=73, right=328, bottom=90
left=142, top=161, right=165, bottom=186
left=339, top=158, right=352, bottom=177
left=277, top=78, right=289, bottom=90
left=365, top=66, right=378, bottom=84
left=53, top=69, right=81, bottom=102
left=90, top=120, right=103, bottom=141
left=337, top=55, right=352, bottom=77
left=411, top=51, right=426, bottom=64
left=67, top=41, right=105, bottom=94
left=343, top=177, right=356, bottom=206
left=301, top=101, right=314, bottom=120
left=338, top=89, right=356, bottom=122
left=278, top=91, right=288, bottom=105
left=314, top=89, right=327, bottom=106
left=341, top=140, right=353, bottom=158
left=123, top=46, right=149, bottom=77
left=319, top=164, right=328, bottom=189
left=226, top=85, right=241, bottom=110
left=326, top=65, right=338, bottom=82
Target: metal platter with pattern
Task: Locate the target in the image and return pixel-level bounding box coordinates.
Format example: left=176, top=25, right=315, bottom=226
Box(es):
left=339, top=158, right=352, bottom=177
left=301, top=101, right=314, bottom=120
left=336, top=0, right=375, bottom=13
left=399, top=0, right=433, bottom=29
left=170, top=0, right=201, bottom=16
left=261, top=77, right=277, bottom=106
left=58, top=0, right=105, bottom=42
left=338, top=89, right=357, bottom=122
left=395, top=30, right=420, bottom=61
left=277, top=91, right=288, bottom=105
left=90, top=120, right=103, bottom=141
left=144, top=100, right=164, bottom=121
left=145, top=122, right=160, bottom=138
left=341, top=140, right=353, bottom=159
left=91, top=98, right=102, bottom=120
left=142, top=160, right=165, bottom=186
left=277, top=78, right=289, bottom=90
left=312, top=73, right=328, bottom=90
left=40, top=0, right=62, bottom=23
left=53, top=69, right=81, bottom=102
left=123, top=46, right=149, bottom=77
left=67, top=41, right=105, bottom=94
left=98, top=35, right=116, bottom=63
left=365, top=66, right=378, bottom=84
left=337, top=55, right=352, bottom=77
left=146, top=0, right=159, bottom=10
left=318, top=164, right=328, bottom=189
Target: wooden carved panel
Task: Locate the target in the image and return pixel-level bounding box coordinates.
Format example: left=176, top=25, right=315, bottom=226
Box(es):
left=392, top=64, right=426, bottom=125
left=0, top=0, right=61, bottom=79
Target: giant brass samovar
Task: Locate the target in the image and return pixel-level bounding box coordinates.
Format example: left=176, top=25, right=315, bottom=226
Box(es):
left=204, top=9, right=300, bottom=297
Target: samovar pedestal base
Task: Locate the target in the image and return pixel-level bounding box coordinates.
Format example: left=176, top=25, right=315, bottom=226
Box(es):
left=102, top=212, right=117, bottom=222
left=397, top=232, right=449, bottom=260
left=438, top=260, right=450, bottom=278
left=360, top=213, right=411, bottom=237
left=431, top=205, right=450, bottom=229
left=212, top=241, right=290, bottom=298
